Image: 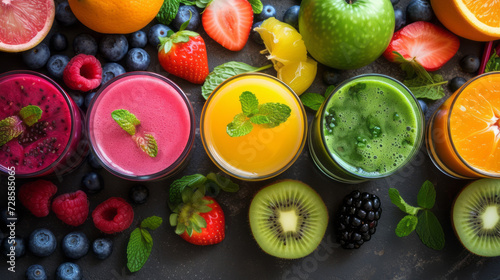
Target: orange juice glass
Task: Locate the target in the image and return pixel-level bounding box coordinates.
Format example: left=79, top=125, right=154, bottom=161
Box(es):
left=426, top=72, right=500, bottom=179
left=201, top=73, right=307, bottom=181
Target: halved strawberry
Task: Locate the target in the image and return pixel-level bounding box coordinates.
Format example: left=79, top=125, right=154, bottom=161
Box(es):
left=202, top=0, right=253, bottom=51
left=383, top=21, right=460, bottom=71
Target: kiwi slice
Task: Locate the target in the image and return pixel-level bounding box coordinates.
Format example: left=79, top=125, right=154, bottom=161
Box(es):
left=249, top=180, right=328, bottom=259
left=452, top=179, right=500, bottom=257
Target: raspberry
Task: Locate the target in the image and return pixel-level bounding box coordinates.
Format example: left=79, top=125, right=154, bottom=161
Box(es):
left=337, top=190, right=382, bottom=249
left=52, top=190, right=89, bottom=226
left=19, top=180, right=57, bottom=217
left=92, top=197, right=134, bottom=234
left=63, top=54, right=102, bottom=92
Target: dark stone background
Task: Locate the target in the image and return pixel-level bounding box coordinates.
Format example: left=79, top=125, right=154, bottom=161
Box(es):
left=1, top=0, right=499, bottom=279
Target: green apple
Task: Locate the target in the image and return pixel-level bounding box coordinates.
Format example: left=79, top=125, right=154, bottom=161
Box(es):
left=299, top=0, right=395, bottom=69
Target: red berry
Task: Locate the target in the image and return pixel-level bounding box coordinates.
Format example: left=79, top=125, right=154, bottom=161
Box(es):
left=19, top=180, right=57, bottom=217
left=52, top=190, right=89, bottom=226
left=92, top=197, right=134, bottom=234
left=63, top=54, right=102, bottom=92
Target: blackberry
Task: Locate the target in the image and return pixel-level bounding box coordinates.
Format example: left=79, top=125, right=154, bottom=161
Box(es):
left=337, top=190, right=382, bottom=249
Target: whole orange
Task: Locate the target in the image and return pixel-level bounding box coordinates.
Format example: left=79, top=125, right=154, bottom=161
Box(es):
left=431, top=0, right=500, bottom=42
left=68, top=0, right=164, bottom=34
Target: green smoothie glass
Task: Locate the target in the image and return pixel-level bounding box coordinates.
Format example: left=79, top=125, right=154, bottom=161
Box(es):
left=308, top=74, right=424, bottom=183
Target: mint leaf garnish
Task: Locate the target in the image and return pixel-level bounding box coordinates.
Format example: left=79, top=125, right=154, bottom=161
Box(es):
left=0, top=116, right=24, bottom=147
left=240, top=91, right=259, bottom=116
left=140, top=216, right=163, bottom=230
left=257, top=103, right=291, bottom=128
left=389, top=181, right=445, bottom=250
left=395, top=215, right=418, bottom=237
left=127, top=216, right=163, bottom=273
left=250, top=115, right=270, bottom=124
left=112, top=109, right=140, bottom=136
left=417, top=180, right=436, bottom=209
left=300, top=92, right=325, bottom=111
left=19, top=105, right=42, bottom=127
left=485, top=49, right=500, bottom=73
left=388, top=188, right=421, bottom=215
left=201, top=62, right=272, bottom=99
left=416, top=210, right=445, bottom=250
left=248, top=0, right=263, bottom=14
left=133, top=134, right=158, bottom=158
left=393, top=51, right=446, bottom=100
left=227, top=113, right=253, bottom=137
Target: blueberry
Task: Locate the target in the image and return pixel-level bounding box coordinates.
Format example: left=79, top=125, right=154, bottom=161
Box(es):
left=1, top=207, right=19, bottom=226
left=460, top=55, right=480, bottom=73
left=28, top=228, right=57, bottom=257
left=26, top=264, right=48, bottom=280
left=84, top=91, right=97, bottom=109
left=92, top=238, right=113, bottom=260
left=129, top=30, right=148, bottom=48
left=22, top=43, right=50, bottom=70
left=251, top=21, right=264, bottom=45
left=283, top=5, right=300, bottom=29
left=101, top=62, right=126, bottom=85
left=81, top=172, right=104, bottom=194
left=46, top=55, right=70, bottom=80
left=2, top=236, right=26, bottom=258
left=148, top=24, right=171, bottom=48
left=99, top=35, right=129, bottom=62
left=391, top=0, right=400, bottom=5
left=62, top=232, right=89, bottom=259
left=125, top=48, right=151, bottom=71
left=406, top=0, right=433, bottom=23
left=73, top=34, right=98, bottom=56
left=172, top=5, right=201, bottom=31
left=322, top=68, right=341, bottom=85
left=69, top=93, right=84, bottom=109
left=129, top=185, right=149, bottom=204
left=449, top=77, right=467, bottom=93
left=55, top=1, right=78, bottom=26
left=394, top=8, right=406, bottom=31
left=418, top=99, right=428, bottom=114
left=87, top=153, right=103, bottom=169
left=56, top=262, right=82, bottom=280
left=50, top=32, right=68, bottom=52
left=256, top=4, right=276, bottom=21
left=205, top=181, right=221, bottom=197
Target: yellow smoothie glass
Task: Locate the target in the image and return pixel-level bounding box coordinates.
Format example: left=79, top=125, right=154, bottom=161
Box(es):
left=201, top=73, right=307, bottom=181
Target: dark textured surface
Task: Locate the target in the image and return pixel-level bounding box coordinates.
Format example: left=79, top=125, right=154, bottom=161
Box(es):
left=1, top=0, right=500, bottom=279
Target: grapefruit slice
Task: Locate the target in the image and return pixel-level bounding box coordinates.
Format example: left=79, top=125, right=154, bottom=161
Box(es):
left=0, top=0, right=55, bottom=52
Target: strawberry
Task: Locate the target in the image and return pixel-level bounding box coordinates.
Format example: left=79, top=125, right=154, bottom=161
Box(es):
left=170, top=190, right=225, bottom=246
left=202, top=0, right=253, bottom=51
left=383, top=21, right=460, bottom=71
left=158, top=28, right=209, bottom=84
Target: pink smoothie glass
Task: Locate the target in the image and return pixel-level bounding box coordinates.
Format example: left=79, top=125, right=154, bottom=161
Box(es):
left=86, top=72, right=195, bottom=181
left=0, top=70, right=87, bottom=178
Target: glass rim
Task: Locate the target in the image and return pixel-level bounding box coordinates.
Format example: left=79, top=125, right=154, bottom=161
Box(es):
left=0, top=70, right=77, bottom=177
left=86, top=71, right=196, bottom=181
left=447, top=71, right=500, bottom=178
left=200, top=72, right=308, bottom=181
left=319, top=73, right=424, bottom=179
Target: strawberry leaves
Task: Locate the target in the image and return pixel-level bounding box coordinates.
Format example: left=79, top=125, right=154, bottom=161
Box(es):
left=127, top=216, right=163, bottom=273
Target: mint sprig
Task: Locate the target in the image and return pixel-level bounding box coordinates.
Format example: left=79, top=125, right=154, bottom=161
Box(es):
left=300, top=85, right=336, bottom=111
left=201, top=62, right=272, bottom=99
left=389, top=180, right=445, bottom=250
left=0, top=116, right=24, bottom=146
left=19, top=105, right=42, bottom=127
left=393, top=51, right=447, bottom=100
left=226, top=91, right=291, bottom=137
left=156, top=0, right=181, bottom=25
left=112, top=109, right=140, bottom=136
left=127, top=216, right=163, bottom=273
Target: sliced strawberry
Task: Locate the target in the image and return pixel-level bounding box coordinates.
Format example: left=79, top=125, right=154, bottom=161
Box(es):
left=383, top=21, right=460, bottom=71
left=202, top=0, right=253, bottom=51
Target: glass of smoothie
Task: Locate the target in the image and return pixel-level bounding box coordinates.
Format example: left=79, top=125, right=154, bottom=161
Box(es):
left=201, top=73, right=307, bottom=181
left=0, top=70, right=87, bottom=178
left=87, top=72, right=195, bottom=181
left=309, top=74, right=424, bottom=183
left=426, top=72, right=500, bottom=179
